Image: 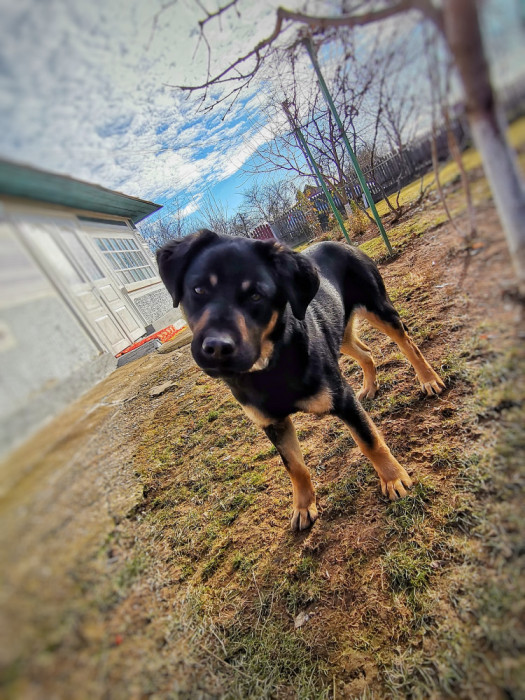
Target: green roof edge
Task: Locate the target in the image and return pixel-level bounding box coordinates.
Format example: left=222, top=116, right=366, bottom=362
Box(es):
left=0, top=159, right=163, bottom=223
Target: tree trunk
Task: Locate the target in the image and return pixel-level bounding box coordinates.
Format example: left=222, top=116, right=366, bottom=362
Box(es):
left=442, top=0, right=525, bottom=293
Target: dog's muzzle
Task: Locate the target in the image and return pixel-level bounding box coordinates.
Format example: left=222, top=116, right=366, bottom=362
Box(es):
left=201, top=333, right=236, bottom=360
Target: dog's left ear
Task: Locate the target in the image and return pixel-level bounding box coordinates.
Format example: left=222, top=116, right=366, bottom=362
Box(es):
left=257, top=241, right=320, bottom=320
left=156, top=229, right=219, bottom=307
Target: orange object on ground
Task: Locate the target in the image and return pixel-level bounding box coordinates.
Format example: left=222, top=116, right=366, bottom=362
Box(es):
left=115, top=325, right=182, bottom=357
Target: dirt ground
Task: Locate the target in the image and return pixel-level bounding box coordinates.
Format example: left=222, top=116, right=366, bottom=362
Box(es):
left=1, top=152, right=524, bottom=699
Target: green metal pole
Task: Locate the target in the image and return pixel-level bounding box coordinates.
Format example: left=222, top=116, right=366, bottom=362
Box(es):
left=303, top=37, right=393, bottom=254
left=282, top=101, right=351, bottom=244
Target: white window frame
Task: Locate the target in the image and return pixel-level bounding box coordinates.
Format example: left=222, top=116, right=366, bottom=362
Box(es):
left=76, top=217, right=160, bottom=292
left=94, top=236, right=156, bottom=285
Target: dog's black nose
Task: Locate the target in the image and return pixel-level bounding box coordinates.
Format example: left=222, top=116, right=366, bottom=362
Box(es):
left=202, top=335, right=236, bottom=360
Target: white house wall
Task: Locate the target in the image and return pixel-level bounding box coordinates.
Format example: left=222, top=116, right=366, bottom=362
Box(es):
left=75, top=217, right=183, bottom=330
left=0, top=217, right=102, bottom=456
left=0, top=198, right=181, bottom=458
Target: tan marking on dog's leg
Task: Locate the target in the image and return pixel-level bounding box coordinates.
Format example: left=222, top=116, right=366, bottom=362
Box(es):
left=358, top=310, right=445, bottom=396
left=242, top=404, right=273, bottom=428
left=340, top=316, right=378, bottom=399
left=296, top=386, right=333, bottom=414
left=249, top=310, right=279, bottom=372
left=348, top=416, right=413, bottom=500
left=264, top=417, right=318, bottom=531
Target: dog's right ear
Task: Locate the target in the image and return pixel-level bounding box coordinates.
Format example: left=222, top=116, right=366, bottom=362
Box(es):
left=156, top=229, right=219, bottom=307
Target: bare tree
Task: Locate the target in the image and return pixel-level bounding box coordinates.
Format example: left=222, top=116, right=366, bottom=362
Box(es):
left=425, top=25, right=476, bottom=240
left=230, top=211, right=256, bottom=237
left=241, top=179, right=297, bottom=225
left=243, top=30, right=404, bottom=216
left=139, top=200, right=189, bottom=250
left=178, top=0, right=525, bottom=293
left=194, top=191, right=233, bottom=236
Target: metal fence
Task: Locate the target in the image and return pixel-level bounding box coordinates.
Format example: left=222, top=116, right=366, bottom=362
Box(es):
left=246, top=79, right=525, bottom=245
left=249, top=208, right=317, bottom=248
left=307, top=118, right=469, bottom=213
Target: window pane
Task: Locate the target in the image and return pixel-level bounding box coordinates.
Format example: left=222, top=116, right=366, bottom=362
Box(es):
left=115, top=252, right=127, bottom=268
left=107, top=254, right=120, bottom=270
left=115, top=253, right=127, bottom=268
left=123, top=252, right=135, bottom=268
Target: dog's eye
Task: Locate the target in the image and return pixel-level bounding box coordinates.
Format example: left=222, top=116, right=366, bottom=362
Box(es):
left=250, top=292, right=262, bottom=302
left=194, top=286, right=207, bottom=295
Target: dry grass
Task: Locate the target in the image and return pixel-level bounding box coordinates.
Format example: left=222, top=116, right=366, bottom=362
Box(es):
left=1, top=121, right=525, bottom=699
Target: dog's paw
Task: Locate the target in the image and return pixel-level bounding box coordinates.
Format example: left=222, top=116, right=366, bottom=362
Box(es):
left=290, top=502, right=318, bottom=531
left=358, top=381, right=379, bottom=401
left=380, top=470, right=413, bottom=500
left=419, top=372, right=445, bottom=396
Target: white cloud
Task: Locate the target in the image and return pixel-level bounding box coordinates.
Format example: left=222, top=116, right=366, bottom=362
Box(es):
left=0, top=0, right=289, bottom=208
left=1, top=0, right=523, bottom=223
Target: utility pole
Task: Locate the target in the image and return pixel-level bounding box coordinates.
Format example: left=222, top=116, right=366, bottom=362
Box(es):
left=282, top=100, right=351, bottom=244
left=303, top=37, right=393, bottom=254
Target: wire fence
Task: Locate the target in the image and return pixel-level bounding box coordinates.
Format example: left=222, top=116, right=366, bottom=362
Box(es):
left=247, top=117, right=470, bottom=245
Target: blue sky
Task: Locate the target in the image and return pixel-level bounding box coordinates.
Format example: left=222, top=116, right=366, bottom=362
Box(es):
left=0, top=0, right=523, bottom=231
left=0, top=0, right=290, bottom=216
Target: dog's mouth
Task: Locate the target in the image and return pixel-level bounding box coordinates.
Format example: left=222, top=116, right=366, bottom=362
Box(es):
left=201, top=366, right=237, bottom=378
left=191, top=338, right=259, bottom=377
left=197, top=361, right=254, bottom=378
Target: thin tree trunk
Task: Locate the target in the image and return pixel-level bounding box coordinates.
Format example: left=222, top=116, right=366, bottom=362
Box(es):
left=432, top=126, right=463, bottom=237
left=445, top=115, right=476, bottom=240
left=443, top=0, right=525, bottom=293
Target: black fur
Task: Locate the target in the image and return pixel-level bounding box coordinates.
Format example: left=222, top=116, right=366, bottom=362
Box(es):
left=156, top=232, right=405, bottom=431
left=156, top=231, right=421, bottom=529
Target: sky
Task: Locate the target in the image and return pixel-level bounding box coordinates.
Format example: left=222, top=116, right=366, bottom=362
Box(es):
left=0, top=0, right=524, bottom=232
left=0, top=0, right=304, bottom=225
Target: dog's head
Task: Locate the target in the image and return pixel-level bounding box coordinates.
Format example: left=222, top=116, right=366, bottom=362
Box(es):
left=156, top=230, right=319, bottom=376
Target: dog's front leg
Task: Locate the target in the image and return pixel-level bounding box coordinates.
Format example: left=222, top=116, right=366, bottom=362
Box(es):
left=333, top=387, right=413, bottom=500
left=264, top=417, right=318, bottom=532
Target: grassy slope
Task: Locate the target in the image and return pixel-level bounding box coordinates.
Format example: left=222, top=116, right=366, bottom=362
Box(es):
left=113, top=120, right=524, bottom=698
left=3, top=121, right=525, bottom=700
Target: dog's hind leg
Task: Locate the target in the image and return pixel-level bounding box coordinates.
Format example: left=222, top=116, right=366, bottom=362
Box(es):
left=341, top=315, right=379, bottom=400
left=358, top=306, right=445, bottom=396
left=333, top=387, right=412, bottom=500
left=263, top=417, right=318, bottom=532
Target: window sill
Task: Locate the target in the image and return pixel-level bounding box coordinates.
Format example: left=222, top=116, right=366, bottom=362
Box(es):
left=122, top=277, right=162, bottom=294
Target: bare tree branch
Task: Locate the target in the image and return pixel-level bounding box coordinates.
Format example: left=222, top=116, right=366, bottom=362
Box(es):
left=176, top=0, right=444, bottom=95
left=277, top=0, right=443, bottom=33
left=175, top=12, right=287, bottom=91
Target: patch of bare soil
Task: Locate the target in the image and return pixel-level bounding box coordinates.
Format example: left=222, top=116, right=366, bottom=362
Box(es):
left=1, top=181, right=523, bottom=699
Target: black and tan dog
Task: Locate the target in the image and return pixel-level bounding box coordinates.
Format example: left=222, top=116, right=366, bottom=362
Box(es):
left=157, top=230, right=444, bottom=531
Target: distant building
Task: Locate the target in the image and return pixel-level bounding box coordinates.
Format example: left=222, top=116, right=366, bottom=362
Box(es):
left=0, top=159, right=180, bottom=456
